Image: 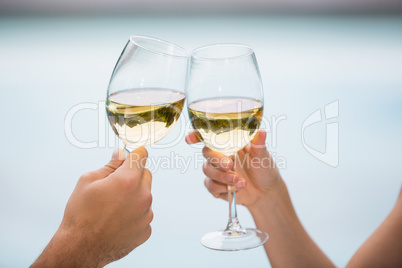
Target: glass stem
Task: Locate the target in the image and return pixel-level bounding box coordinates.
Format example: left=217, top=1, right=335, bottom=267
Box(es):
left=124, top=144, right=133, bottom=158
left=224, top=152, right=247, bottom=236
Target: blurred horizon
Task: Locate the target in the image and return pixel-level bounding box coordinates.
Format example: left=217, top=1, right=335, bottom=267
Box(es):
left=1, top=0, right=402, bottom=15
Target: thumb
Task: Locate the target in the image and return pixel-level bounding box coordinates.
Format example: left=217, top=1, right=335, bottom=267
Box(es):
left=89, top=149, right=125, bottom=181
left=250, top=130, right=268, bottom=157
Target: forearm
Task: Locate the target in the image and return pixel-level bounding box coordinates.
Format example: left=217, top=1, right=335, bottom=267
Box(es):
left=249, top=179, right=334, bottom=268
left=31, top=227, right=102, bottom=268
left=346, top=189, right=402, bottom=267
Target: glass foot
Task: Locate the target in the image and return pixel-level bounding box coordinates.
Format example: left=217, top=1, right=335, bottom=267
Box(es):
left=201, top=228, right=268, bottom=251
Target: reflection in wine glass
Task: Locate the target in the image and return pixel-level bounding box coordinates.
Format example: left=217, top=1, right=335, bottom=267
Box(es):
left=106, top=36, right=189, bottom=156
left=187, top=44, right=269, bottom=251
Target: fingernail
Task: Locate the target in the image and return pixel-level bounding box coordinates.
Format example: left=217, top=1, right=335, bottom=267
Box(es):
left=228, top=185, right=236, bottom=192
left=235, top=180, right=246, bottom=189
left=226, top=173, right=239, bottom=184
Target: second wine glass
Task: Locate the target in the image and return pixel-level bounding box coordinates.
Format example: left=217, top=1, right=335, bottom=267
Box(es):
left=187, top=44, right=269, bottom=251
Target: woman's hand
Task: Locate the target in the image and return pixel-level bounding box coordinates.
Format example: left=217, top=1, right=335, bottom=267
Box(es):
left=186, top=129, right=282, bottom=211
left=187, top=130, right=336, bottom=267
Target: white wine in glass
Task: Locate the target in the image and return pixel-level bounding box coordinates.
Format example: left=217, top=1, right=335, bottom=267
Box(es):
left=188, top=97, right=263, bottom=154
left=187, top=44, right=269, bottom=251
left=107, top=88, right=186, bottom=148
left=106, top=36, right=189, bottom=154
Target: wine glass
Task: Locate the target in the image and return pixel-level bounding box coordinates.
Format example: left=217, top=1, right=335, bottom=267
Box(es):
left=106, top=36, right=189, bottom=155
left=187, top=44, right=269, bottom=251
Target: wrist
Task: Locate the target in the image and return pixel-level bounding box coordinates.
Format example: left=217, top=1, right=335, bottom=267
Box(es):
left=32, top=225, right=103, bottom=268
left=247, top=178, right=301, bottom=237
left=247, top=178, right=288, bottom=218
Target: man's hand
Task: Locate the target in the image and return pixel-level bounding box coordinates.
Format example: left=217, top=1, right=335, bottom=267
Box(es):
left=31, top=148, right=153, bottom=268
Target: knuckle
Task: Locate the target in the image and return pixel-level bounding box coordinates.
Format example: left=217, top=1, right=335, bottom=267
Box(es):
left=220, top=158, right=232, bottom=170
left=202, top=146, right=210, bottom=157
left=204, top=177, right=216, bottom=194
left=142, top=192, right=153, bottom=210
left=120, top=175, right=140, bottom=191
left=204, top=177, right=209, bottom=188
left=202, top=162, right=209, bottom=175
left=147, top=209, right=154, bottom=224
left=79, top=172, right=93, bottom=183
left=209, top=182, right=217, bottom=193
left=145, top=225, right=152, bottom=240
left=128, top=171, right=141, bottom=182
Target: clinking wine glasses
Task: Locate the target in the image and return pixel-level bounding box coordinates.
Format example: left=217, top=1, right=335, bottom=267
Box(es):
left=106, top=37, right=268, bottom=251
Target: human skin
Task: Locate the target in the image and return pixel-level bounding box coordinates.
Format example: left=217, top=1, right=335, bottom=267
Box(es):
left=186, top=130, right=402, bottom=267
left=31, top=147, right=153, bottom=268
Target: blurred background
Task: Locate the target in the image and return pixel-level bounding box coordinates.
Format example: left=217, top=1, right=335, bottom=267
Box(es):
left=1, top=0, right=402, bottom=267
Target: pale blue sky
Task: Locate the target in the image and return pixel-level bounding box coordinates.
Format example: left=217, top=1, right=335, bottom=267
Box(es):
left=0, top=15, right=401, bottom=267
